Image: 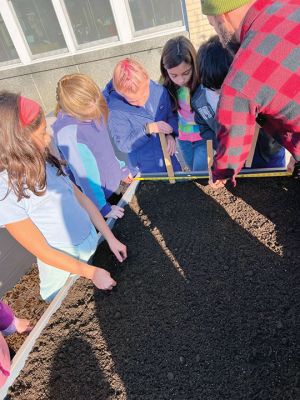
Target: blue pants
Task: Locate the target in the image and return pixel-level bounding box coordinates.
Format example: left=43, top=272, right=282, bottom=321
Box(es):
left=178, top=139, right=208, bottom=171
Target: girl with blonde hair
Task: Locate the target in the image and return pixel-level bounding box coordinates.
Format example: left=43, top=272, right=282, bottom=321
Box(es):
left=53, top=73, right=131, bottom=220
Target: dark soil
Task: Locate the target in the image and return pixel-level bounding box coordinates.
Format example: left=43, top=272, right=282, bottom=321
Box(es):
left=2, top=265, right=47, bottom=353
left=7, top=178, right=300, bottom=400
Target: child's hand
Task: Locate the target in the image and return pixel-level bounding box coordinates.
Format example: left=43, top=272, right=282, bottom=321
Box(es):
left=287, top=155, right=295, bottom=173
left=156, top=121, right=173, bottom=134
left=107, top=237, right=127, bottom=262
left=166, top=135, right=176, bottom=156
left=147, top=121, right=173, bottom=134
left=122, top=173, right=133, bottom=184
left=105, top=205, right=125, bottom=219
left=209, top=178, right=227, bottom=189
left=14, top=318, right=32, bottom=334
left=92, top=268, right=116, bottom=290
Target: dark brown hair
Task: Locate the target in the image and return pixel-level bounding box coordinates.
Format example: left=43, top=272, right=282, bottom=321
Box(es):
left=0, top=91, right=65, bottom=201
left=197, top=35, right=234, bottom=90
left=160, top=36, right=199, bottom=111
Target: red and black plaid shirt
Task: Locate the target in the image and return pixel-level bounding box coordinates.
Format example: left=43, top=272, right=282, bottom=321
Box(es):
left=212, top=0, right=300, bottom=182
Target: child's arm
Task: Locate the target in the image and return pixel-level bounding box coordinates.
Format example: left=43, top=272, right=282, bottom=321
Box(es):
left=5, top=219, right=116, bottom=291
left=194, top=111, right=218, bottom=143
left=0, top=301, right=32, bottom=336
left=109, top=111, right=153, bottom=153
left=73, top=184, right=127, bottom=262
left=55, top=125, right=112, bottom=217
left=0, top=302, right=14, bottom=332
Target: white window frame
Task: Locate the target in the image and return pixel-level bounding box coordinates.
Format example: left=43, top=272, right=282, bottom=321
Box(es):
left=0, top=0, right=30, bottom=64
left=0, top=0, right=186, bottom=70
left=58, top=0, right=119, bottom=51
left=7, top=0, right=69, bottom=60
left=124, top=0, right=185, bottom=38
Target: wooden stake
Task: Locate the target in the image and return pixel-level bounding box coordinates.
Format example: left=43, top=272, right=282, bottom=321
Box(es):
left=245, top=124, right=260, bottom=168
left=206, top=139, right=214, bottom=181
left=159, top=133, right=175, bottom=184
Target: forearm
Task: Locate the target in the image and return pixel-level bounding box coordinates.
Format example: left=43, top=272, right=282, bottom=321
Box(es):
left=213, top=88, right=257, bottom=180
left=74, top=185, right=115, bottom=242
left=109, top=114, right=151, bottom=153
left=0, top=301, right=14, bottom=331
left=5, top=221, right=95, bottom=280
left=114, top=128, right=151, bottom=153
left=37, top=245, right=95, bottom=280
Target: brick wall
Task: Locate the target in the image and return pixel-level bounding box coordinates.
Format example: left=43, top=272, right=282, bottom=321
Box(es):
left=185, top=0, right=215, bottom=49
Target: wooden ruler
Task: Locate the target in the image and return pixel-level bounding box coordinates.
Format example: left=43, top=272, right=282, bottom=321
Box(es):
left=159, top=133, right=175, bottom=184
left=206, top=140, right=214, bottom=181
left=134, top=170, right=292, bottom=181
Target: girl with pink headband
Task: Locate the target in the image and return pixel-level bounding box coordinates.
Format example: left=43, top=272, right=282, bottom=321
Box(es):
left=0, top=91, right=127, bottom=302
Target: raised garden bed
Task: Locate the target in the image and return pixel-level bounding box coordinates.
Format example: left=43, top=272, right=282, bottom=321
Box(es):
left=5, top=177, right=300, bottom=400
left=2, top=265, right=47, bottom=355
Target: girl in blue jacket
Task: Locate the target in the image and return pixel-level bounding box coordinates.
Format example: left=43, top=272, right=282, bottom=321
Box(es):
left=104, top=58, right=181, bottom=175
left=53, top=74, right=131, bottom=220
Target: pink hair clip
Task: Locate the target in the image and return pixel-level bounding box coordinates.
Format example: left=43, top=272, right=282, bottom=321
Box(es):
left=19, top=96, right=40, bottom=126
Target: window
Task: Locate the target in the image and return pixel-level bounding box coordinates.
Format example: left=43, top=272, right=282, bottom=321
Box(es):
left=126, top=0, right=184, bottom=36
left=0, top=0, right=186, bottom=68
left=10, top=0, right=67, bottom=57
left=63, top=0, right=118, bottom=48
left=0, top=14, right=19, bottom=65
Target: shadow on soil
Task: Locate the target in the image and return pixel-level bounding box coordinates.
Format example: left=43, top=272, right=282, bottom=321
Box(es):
left=86, top=180, right=298, bottom=400
left=48, top=336, right=111, bottom=399
left=226, top=177, right=300, bottom=262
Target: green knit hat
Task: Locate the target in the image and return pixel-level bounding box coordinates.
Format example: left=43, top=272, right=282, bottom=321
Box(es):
left=200, top=0, right=250, bottom=15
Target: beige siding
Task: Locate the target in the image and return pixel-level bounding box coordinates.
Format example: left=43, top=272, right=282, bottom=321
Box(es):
left=185, top=0, right=215, bottom=48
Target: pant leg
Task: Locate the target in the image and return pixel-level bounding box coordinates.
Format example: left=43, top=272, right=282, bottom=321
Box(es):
left=38, top=226, right=98, bottom=302
left=177, top=140, right=194, bottom=170
left=192, top=140, right=209, bottom=171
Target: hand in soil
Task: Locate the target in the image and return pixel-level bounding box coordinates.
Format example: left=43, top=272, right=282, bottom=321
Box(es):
left=14, top=318, right=33, bottom=334
left=209, top=178, right=227, bottom=189
left=92, top=267, right=116, bottom=291
left=108, top=238, right=127, bottom=262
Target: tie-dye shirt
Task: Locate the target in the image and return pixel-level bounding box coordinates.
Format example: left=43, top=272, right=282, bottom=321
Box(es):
left=177, top=86, right=201, bottom=142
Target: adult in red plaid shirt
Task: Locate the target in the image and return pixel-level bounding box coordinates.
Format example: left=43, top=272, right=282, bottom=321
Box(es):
left=200, top=0, right=300, bottom=187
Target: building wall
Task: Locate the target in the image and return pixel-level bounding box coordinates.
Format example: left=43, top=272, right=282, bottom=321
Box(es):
left=0, top=32, right=189, bottom=114
left=185, top=0, right=215, bottom=48
left=0, top=2, right=215, bottom=114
